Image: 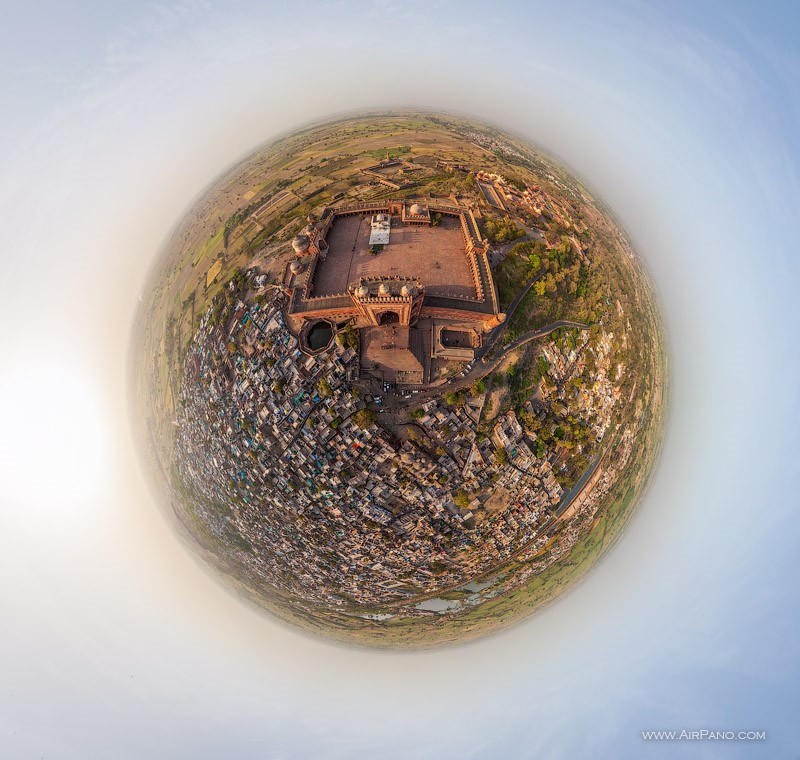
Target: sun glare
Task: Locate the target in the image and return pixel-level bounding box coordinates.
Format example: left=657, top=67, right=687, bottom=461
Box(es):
left=0, top=358, right=108, bottom=516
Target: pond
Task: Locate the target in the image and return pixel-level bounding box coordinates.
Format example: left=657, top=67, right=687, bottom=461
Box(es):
left=414, top=598, right=463, bottom=613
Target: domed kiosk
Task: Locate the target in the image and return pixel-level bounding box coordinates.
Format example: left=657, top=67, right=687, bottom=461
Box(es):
left=292, top=233, right=310, bottom=254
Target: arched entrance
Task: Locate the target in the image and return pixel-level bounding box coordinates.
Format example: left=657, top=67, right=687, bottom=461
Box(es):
left=378, top=311, right=400, bottom=326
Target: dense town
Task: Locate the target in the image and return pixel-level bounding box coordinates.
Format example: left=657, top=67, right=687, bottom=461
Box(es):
left=174, top=269, right=623, bottom=614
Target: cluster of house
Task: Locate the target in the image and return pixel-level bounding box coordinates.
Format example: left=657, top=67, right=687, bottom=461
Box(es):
left=441, top=340, right=634, bottom=609
left=475, top=170, right=550, bottom=218
left=172, top=280, right=603, bottom=611
left=539, top=328, right=621, bottom=443
left=462, top=130, right=533, bottom=166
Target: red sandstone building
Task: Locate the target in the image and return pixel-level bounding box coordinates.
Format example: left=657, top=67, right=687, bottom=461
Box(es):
left=285, top=200, right=505, bottom=386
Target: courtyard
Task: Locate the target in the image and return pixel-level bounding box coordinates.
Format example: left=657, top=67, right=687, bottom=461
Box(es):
left=311, top=214, right=477, bottom=300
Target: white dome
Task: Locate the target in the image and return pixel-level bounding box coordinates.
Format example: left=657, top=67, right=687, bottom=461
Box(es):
left=400, top=284, right=411, bottom=297
left=356, top=285, right=369, bottom=298
left=378, top=283, right=390, bottom=296
left=290, top=260, right=303, bottom=274
left=409, top=203, right=424, bottom=215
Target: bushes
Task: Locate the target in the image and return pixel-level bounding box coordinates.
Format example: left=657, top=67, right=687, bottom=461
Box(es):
left=444, top=390, right=466, bottom=407
left=453, top=490, right=471, bottom=509
left=470, top=378, right=487, bottom=395
left=337, top=324, right=360, bottom=350
left=353, top=409, right=375, bottom=429
left=482, top=217, right=524, bottom=245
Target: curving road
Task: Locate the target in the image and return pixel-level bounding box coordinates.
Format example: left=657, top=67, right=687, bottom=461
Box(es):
left=402, top=319, right=590, bottom=403
left=491, top=319, right=590, bottom=360
left=466, top=319, right=590, bottom=388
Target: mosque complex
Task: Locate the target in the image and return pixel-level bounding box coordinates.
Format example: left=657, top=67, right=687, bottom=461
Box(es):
left=285, top=199, right=506, bottom=386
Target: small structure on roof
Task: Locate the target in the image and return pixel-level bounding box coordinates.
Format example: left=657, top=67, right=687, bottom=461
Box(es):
left=369, top=214, right=391, bottom=247
left=292, top=233, right=310, bottom=254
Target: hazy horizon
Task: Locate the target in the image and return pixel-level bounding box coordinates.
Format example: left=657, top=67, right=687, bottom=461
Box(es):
left=1, top=2, right=798, bottom=758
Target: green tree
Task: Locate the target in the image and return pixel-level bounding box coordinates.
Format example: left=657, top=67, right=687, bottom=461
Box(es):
left=444, top=390, right=465, bottom=407
left=470, top=378, right=487, bottom=395
left=536, top=355, right=550, bottom=379
left=339, top=324, right=360, bottom=350
left=353, top=409, right=375, bottom=429
left=453, top=490, right=471, bottom=509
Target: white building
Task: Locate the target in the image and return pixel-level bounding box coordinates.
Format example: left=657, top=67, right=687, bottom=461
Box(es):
left=368, top=213, right=391, bottom=246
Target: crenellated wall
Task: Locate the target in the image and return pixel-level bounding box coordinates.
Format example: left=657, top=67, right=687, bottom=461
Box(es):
left=289, top=199, right=499, bottom=334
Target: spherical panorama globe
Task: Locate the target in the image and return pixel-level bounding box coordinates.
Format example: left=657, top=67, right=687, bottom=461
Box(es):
left=131, top=111, right=668, bottom=649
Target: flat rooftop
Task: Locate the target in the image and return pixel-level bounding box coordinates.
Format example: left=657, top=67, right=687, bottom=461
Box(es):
left=361, top=326, right=424, bottom=384
left=311, top=214, right=477, bottom=299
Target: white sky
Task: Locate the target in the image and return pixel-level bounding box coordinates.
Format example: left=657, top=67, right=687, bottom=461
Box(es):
left=0, top=2, right=799, bottom=758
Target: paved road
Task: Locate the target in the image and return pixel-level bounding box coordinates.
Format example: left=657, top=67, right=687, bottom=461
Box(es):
left=478, top=266, right=539, bottom=357
left=401, top=235, right=589, bottom=401
left=480, top=225, right=571, bottom=354
left=495, top=319, right=590, bottom=358
left=467, top=319, right=590, bottom=387
left=397, top=319, right=589, bottom=404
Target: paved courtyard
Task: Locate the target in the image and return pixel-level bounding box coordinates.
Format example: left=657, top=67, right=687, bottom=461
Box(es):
left=312, top=214, right=477, bottom=299
left=361, top=326, right=423, bottom=384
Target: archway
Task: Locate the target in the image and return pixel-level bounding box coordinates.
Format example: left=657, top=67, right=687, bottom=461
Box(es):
left=378, top=311, right=400, bottom=326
